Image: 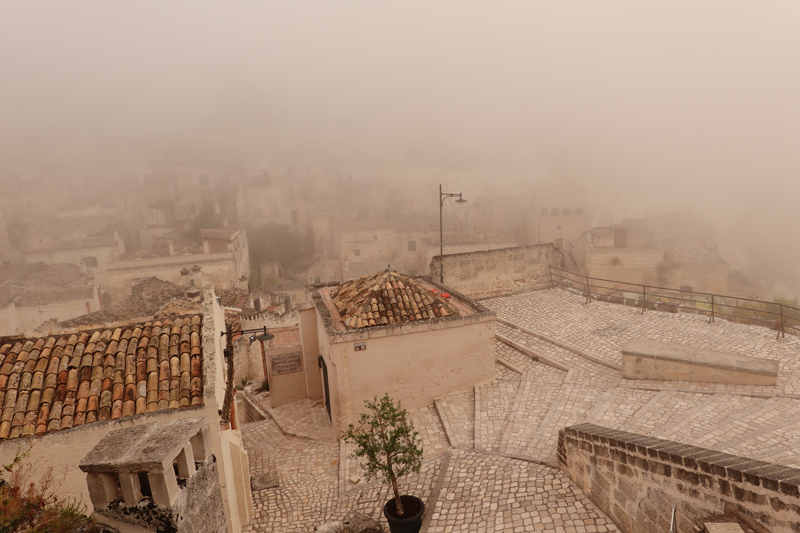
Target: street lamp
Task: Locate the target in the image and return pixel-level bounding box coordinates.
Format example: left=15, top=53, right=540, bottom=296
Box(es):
left=439, top=184, right=467, bottom=283
left=219, top=326, right=274, bottom=425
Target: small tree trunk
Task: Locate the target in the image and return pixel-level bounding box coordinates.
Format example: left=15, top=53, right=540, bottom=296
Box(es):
left=387, top=455, right=404, bottom=515
left=391, top=477, right=404, bottom=515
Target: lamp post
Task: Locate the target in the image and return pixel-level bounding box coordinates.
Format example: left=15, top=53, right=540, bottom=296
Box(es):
left=439, top=184, right=467, bottom=283
left=220, top=326, right=274, bottom=425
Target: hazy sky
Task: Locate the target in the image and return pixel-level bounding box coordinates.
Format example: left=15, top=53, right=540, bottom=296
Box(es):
left=2, top=2, right=799, bottom=212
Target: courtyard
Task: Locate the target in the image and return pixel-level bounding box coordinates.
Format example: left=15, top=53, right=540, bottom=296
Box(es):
left=240, top=287, right=800, bottom=532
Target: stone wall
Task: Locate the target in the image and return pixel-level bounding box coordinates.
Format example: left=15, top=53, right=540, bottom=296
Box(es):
left=429, top=244, right=563, bottom=300
left=558, top=423, right=800, bottom=533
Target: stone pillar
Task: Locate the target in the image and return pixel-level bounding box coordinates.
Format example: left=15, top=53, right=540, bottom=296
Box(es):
left=190, top=426, right=212, bottom=461
left=176, top=442, right=196, bottom=478
left=118, top=472, right=143, bottom=506
left=147, top=469, right=179, bottom=508
left=86, top=472, right=120, bottom=509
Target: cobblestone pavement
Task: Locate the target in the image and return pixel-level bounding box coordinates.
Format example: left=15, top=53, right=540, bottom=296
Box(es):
left=241, top=288, right=800, bottom=531
left=250, top=393, right=335, bottom=442
left=428, top=449, right=619, bottom=533
left=485, top=288, right=800, bottom=396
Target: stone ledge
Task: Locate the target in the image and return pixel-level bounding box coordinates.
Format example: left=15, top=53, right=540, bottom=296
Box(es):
left=561, top=423, right=800, bottom=495
left=621, top=338, right=779, bottom=385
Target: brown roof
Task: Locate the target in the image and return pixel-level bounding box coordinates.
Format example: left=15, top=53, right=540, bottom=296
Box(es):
left=0, top=314, right=204, bottom=440
left=14, top=287, right=95, bottom=307
left=58, top=278, right=186, bottom=329
left=331, top=271, right=459, bottom=329
left=200, top=227, right=240, bottom=241
left=216, top=288, right=249, bottom=309
left=28, top=264, right=85, bottom=287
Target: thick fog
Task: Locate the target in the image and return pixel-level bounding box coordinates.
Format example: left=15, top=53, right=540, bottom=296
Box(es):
left=1, top=2, right=799, bottom=291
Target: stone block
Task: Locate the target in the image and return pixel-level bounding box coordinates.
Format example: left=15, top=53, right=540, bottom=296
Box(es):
left=341, top=511, right=382, bottom=533
left=118, top=472, right=143, bottom=506
left=176, top=442, right=196, bottom=478
left=86, top=472, right=120, bottom=509
left=148, top=469, right=179, bottom=508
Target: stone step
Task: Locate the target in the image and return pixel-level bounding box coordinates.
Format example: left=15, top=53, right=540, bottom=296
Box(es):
left=409, top=404, right=450, bottom=458
left=622, top=390, right=711, bottom=436
left=494, top=339, right=542, bottom=374
left=655, top=393, right=763, bottom=443
left=496, top=323, right=619, bottom=387
left=497, top=363, right=568, bottom=456
left=434, top=390, right=475, bottom=450
left=582, top=387, right=661, bottom=430
left=476, top=378, right=520, bottom=452
left=510, top=370, right=606, bottom=463
left=686, top=396, right=791, bottom=450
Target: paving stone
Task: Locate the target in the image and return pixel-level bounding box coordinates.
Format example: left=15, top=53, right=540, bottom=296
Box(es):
left=426, top=449, right=620, bottom=533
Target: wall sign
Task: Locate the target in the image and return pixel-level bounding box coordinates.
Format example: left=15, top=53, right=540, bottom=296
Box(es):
left=271, top=352, right=303, bottom=375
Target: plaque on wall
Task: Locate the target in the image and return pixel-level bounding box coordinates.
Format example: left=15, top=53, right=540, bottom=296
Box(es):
left=271, top=352, right=303, bottom=375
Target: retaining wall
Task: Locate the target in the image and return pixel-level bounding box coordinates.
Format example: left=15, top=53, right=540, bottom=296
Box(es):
left=429, top=244, right=563, bottom=300
left=558, top=423, right=800, bottom=533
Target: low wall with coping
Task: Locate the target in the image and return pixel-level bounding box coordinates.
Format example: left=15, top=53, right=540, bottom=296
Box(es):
left=558, top=423, right=800, bottom=533
left=429, top=244, right=563, bottom=300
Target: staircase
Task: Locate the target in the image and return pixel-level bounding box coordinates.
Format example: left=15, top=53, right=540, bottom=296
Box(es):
left=431, top=322, right=800, bottom=470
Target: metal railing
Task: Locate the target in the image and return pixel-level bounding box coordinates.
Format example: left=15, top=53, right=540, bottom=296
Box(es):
left=548, top=266, right=800, bottom=339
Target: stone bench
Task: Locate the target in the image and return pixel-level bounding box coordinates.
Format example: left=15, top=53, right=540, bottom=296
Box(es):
left=621, top=338, right=779, bottom=386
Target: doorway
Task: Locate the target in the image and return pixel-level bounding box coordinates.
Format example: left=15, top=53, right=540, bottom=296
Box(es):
left=318, top=355, right=331, bottom=420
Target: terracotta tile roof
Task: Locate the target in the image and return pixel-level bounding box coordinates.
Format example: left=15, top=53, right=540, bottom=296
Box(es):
left=0, top=287, right=23, bottom=309
left=14, top=287, right=95, bottom=308
left=200, top=227, right=240, bottom=241
left=58, top=278, right=186, bottom=329
left=216, top=288, right=249, bottom=309
left=27, top=264, right=85, bottom=287
left=0, top=314, right=204, bottom=440
left=0, top=263, right=48, bottom=284
left=331, top=271, right=459, bottom=329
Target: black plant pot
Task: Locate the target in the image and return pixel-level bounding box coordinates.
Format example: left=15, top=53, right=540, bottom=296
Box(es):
left=383, top=495, right=425, bottom=533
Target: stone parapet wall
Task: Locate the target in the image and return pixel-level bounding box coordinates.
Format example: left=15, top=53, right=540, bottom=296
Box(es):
left=558, top=423, right=800, bottom=533
left=429, top=244, right=563, bottom=300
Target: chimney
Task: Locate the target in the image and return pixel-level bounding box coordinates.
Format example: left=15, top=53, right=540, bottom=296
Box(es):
left=168, top=240, right=175, bottom=256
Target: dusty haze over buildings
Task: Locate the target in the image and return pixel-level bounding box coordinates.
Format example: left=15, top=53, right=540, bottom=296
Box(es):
left=1, top=2, right=799, bottom=289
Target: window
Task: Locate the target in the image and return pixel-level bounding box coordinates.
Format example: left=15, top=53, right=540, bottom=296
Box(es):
left=354, top=249, right=361, bottom=257
left=557, top=225, right=561, bottom=230
left=190, top=279, right=195, bottom=287
left=408, top=240, right=416, bottom=252
left=562, top=207, right=572, bottom=216
left=551, top=208, right=560, bottom=216
left=575, top=207, right=583, bottom=215
left=409, top=269, right=417, bottom=276
left=83, top=257, right=98, bottom=268
left=292, top=210, right=298, bottom=225
left=314, top=277, right=321, bottom=284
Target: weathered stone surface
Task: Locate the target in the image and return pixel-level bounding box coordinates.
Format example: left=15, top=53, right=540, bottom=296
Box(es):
left=316, top=521, right=343, bottom=533
left=341, top=511, right=382, bottom=533
left=622, top=338, right=779, bottom=385
left=251, top=471, right=279, bottom=490
left=80, top=417, right=208, bottom=473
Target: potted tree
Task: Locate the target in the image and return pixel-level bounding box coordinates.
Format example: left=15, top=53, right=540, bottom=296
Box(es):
left=343, top=394, right=425, bottom=533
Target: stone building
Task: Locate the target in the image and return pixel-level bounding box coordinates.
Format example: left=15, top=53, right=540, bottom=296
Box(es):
left=24, top=232, right=125, bottom=289
left=0, top=263, right=102, bottom=336
left=105, top=226, right=250, bottom=304
left=579, top=215, right=729, bottom=294
left=527, top=182, right=589, bottom=249
left=0, top=285, right=253, bottom=532
left=297, top=270, right=496, bottom=438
